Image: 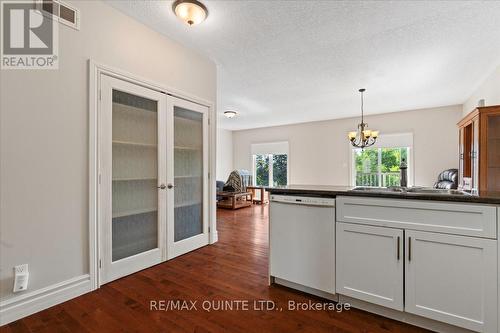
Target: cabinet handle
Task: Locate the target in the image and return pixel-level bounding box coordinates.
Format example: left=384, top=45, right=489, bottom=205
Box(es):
left=408, top=237, right=412, bottom=261
left=397, top=236, right=400, bottom=260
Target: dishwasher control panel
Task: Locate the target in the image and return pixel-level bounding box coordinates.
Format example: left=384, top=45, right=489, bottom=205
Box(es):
left=270, top=195, right=335, bottom=207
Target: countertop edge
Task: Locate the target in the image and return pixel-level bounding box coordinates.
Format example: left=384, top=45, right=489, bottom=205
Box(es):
left=267, top=188, right=500, bottom=205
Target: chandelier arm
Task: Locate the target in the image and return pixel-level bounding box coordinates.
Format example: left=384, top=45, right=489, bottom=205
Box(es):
left=367, top=138, right=375, bottom=148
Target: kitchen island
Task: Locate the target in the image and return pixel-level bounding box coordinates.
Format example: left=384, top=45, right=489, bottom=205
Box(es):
left=267, top=185, right=500, bottom=333
left=268, top=184, right=500, bottom=204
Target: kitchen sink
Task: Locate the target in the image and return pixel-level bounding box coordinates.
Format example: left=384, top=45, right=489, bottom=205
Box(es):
left=351, top=186, right=472, bottom=196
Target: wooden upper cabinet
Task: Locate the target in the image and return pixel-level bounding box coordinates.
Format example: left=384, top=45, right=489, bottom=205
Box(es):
left=458, top=105, right=500, bottom=193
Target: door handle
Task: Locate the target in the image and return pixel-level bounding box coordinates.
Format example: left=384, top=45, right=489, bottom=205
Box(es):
left=167, top=184, right=175, bottom=189
left=408, top=237, right=412, bottom=261
left=397, top=236, right=400, bottom=260
left=157, top=184, right=166, bottom=190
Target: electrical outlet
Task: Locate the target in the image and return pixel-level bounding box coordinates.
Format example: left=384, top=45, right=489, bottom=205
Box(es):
left=13, top=264, right=29, bottom=292
left=15, top=264, right=28, bottom=275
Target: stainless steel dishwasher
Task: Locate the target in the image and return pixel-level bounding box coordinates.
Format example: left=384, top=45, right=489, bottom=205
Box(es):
left=269, top=194, right=336, bottom=296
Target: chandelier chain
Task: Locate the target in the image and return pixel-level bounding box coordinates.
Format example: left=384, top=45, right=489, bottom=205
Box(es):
left=348, top=88, right=378, bottom=149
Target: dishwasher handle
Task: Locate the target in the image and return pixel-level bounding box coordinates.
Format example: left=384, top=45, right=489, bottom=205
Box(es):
left=270, top=195, right=335, bottom=207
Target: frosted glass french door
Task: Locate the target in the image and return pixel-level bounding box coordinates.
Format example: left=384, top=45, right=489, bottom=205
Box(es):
left=100, top=75, right=167, bottom=284
left=167, top=96, right=209, bottom=259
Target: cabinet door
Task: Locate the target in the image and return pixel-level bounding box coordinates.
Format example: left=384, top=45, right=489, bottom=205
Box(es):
left=458, top=127, right=464, bottom=188
left=472, top=117, right=480, bottom=193
left=336, top=223, right=403, bottom=310
left=483, top=112, right=500, bottom=192
left=100, top=75, right=167, bottom=284
left=166, top=96, right=209, bottom=259
left=405, top=230, right=497, bottom=332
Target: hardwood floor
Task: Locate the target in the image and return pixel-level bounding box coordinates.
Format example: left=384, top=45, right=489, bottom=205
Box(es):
left=1, top=205, right=430, bottom=333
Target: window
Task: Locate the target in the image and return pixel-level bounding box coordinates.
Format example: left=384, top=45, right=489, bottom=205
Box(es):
left=251, top=141, right=289, bottom=187
left=253, top=154, right=288, bottom=186
left=352, top=147, right=410, bottom=187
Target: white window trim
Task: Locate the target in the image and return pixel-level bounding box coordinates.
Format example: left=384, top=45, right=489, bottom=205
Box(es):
left=251, top=141, right=290, bottom=186
left=252, top=153, right=289, bottom=187
left=348, top=132, right=415, bottom=187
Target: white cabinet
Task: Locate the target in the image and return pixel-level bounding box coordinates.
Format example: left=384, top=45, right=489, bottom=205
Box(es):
left=167, top=96, right=210, bottom=259
left=336, top=222, right=404, bottom=310
left=336, top=196, right=498, bottom=332
left=336, top=196, right=497, bottom=238
left=100, top=75, right=167, bottom=284
left=405, top=230, right=497, bottom=333
left=99, top=75, right=210, bottom=284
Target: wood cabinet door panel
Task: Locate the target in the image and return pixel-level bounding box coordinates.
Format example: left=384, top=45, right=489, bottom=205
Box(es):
left=458, top=127, right=464, bottom=188
left=472, top=117, right=480, bottom=192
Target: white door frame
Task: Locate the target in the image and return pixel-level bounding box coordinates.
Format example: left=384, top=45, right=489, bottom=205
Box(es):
left=88, top=60, right=217, bottom=289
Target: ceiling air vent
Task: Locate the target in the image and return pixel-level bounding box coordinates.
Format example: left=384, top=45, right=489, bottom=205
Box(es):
left=37, top=0, right=80, bottom=30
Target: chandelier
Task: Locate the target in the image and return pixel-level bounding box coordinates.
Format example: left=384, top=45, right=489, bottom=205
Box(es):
left=348, top=88, right=379, bottom=149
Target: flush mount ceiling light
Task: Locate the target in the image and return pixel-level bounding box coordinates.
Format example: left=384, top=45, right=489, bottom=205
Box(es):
left=224, top=111, right=238, bottom=119
left=172, top=0, right=208, bottom=26
left=348, top=89, right=379, bottom=149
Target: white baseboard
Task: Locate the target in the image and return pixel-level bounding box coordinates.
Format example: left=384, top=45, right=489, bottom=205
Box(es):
left=0, top=274, right=91, bottom=326
left=210, top=230, right=218, bottom=244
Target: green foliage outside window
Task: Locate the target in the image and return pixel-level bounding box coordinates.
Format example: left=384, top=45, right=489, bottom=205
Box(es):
left=255, top=155, right=269, bottom=186
left=355, top=149, right=378, bottom=173
left=354, top=147, right=409, bottom=187
left=273, top=154, right=288, bottom=186
left=254, top=154, right=288, bottom=186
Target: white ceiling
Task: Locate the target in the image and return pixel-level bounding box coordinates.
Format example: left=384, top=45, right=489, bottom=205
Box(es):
left=106, top=0, right=500, bottom=130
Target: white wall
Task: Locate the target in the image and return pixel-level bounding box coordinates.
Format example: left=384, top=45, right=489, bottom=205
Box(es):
left=233, top=106, right=462, bottom=187
left=0, top=0, right=216, bottom=303
left=216, top=129, right=233, bottom=181
left=463, top=64, right=500, bottom=116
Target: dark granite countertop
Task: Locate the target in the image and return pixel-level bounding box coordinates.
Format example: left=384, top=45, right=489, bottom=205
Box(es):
left=266, top=185, right=500, bottom=205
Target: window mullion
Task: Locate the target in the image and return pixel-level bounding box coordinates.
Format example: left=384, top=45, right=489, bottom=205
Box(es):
left=252, top=155, right=257, bottom=186
left=269, top=154, right=274, bottom=187
left=378, top=148, right=382, bottom=187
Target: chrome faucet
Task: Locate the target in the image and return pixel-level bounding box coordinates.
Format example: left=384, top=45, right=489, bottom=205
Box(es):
left=400, top=158, right=408, bottom=188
